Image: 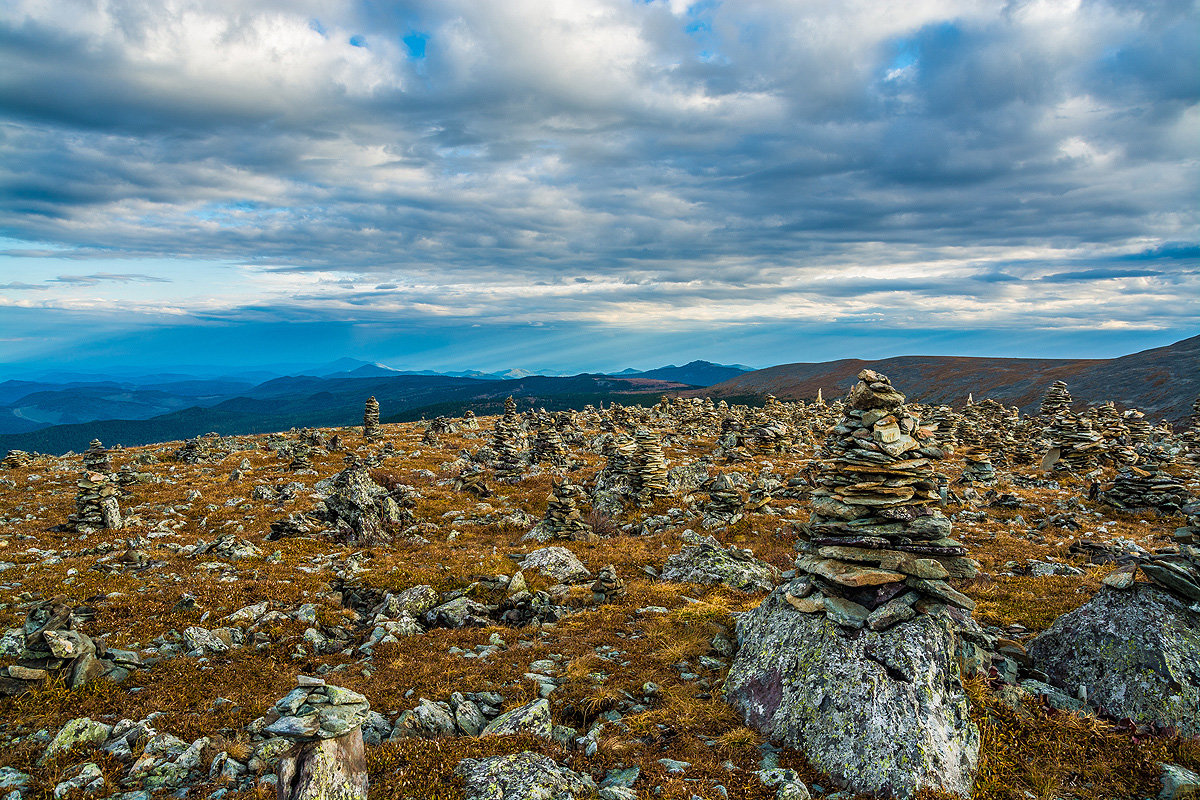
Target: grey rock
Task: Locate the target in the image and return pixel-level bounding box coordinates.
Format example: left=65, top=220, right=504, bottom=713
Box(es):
left=1028, top=585, right=1200, bottom=736
left=519, top=547, right=592, bottom=584
left=1159, top=762, right=1200, bottom=800
left=726, top=587, right=978, bottom=798
left=481, top=698, right=552, bottom=739
left=661, top=533, right=779, bottom=593
left=454, top=752, right=595, bottom=800
left=40, top=718, right=113, bottom=765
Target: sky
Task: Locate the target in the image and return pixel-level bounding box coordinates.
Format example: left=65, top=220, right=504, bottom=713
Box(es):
left=0, top=0, right=1197, bottom=375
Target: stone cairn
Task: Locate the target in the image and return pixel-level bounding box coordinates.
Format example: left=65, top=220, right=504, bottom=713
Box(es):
left=1041, top=412, right=1104, bottom=474
left=591, top=564, right=626, bottom=604
left=82, top=439, right=112, bottom=473
left=542, top=480, right=594, bottom=541
left=362, top=396, right=381, bottom=441
left=172, top=437, right=211, bottom=463
left=793, top=369, right=976, bottom=631
left=530, top=418, right=570, bottom=467
left=2, top=450, right=33, bottom=469
left=703, top=473, right=746, bottom=524
left=68, top=472, right=123, bottom=530
left=265, top=677, right=369, bottom=800
left=454, top=465, right=492, bottom=498
left=1183, top=396, right=1200, bottom=465
left=490, top=397, right=525, bottom=480
left=1116, top=504, right=1200, bottom=603
left=1101, top=456, right=1190, bottom=515
left=289, top=442, right=313, bottom=472
left=632, top=427, right=669, bottom=505
left=1039, top=380, right=1073, bottom=417
left=0, top=597, right=141, bottom=696
left=958, top=446, right=996, bottom=485
left=461, top=409, right=480, bottom=430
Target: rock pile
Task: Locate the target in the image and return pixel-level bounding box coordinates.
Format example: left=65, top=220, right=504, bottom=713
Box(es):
left=1041, top=413, right=1104, bottom=474
left=702, top=473, right=746, bottom=525
left=321, top=462, right=408, bottom=543
left=82, top=439, right=111, bottom=473
left=264, top=678, right=369, bottom=800
left=454, top=465, right=492, bottom=498
left=1135, top=506, right=1200, bottom=602
left=0, top=597, right=141, bottom=695
left=68, top=471, right=123, bottom=531
left=362, top=396, right=381, bottom=440
left=1039, top=380, right=1073, bottom=417
left=797, top=369, right=975, bottom=631
left=2, top=450, right=33, bottom=469
left=1101, top=466, right=1190, bottom=515
left=530, top=419, right=570, bottom=467
left=591, top=564, right=626, bottom=603
left=172, top=437, right=212, bottom=463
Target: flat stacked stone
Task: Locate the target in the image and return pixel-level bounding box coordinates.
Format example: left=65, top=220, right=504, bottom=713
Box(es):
left=289, top=443, right=313, bottom=471
left=421, top=417, right=455, bottom=446
left=631, top=427, right=669, bottom=505
left=0, top=597, right=141, bottom=695
left=796, top=369, right=976, bottom=631
left=1039, top=380, right=1073, bottom=417
left=1101, top=465, right=1190, bottom=515
left=266, top=678, right=370, bottom=800
left=1041, top=413, right=1105, bottom=473
left=82, top=439, right=112, bottom=473
left=2, top=450, right=33, bottom=469
left=171, top=437, right=211, bottom=463
left=1087, top=403, right=1137, bottom=466
left=746, top=418, right=790, bottom=455
left=362, top=396, right=381, bottom=440
left=1134, top=505, right=1200, bottom=602
left=958, top=446, right=996, bottom=485
left=1181, top=397, right=1200, bottom=465
left=541, top=480, right=593, bottom=541
left=926, top=407, right=958, bottom=451
left=745, top=475, right=775, bottom=514
left=68, top=471, right=123, bottom=531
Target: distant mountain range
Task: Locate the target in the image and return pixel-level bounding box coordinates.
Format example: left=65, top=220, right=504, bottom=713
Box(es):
left=0, top=340, right=1193, bottom=455
left=696, top=334, right=1199, bottom=426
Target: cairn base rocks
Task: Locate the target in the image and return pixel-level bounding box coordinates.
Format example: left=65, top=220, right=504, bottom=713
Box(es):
left=725, top=586, right=979, bottom=799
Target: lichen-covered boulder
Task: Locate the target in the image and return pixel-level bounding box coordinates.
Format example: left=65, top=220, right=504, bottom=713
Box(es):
left=480, top=698, right=552, bottom=739
left=661, top=532, right=779, bottom=593
left=277, top=731, right=367, bottom=800
left=454, top=751, right=594, bottom=800
left=1027, top=584, right=1200, bottom=736
left=518, top=547, right=591, bottom=584
left=725, top=586, right=979, bottom=798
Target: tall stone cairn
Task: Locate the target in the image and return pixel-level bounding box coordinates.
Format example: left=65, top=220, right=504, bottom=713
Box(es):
left=795, top=369, right=976, bottom=631
left=1039, top=380, right=1073, bottom=417
left=490, top=396, right=525, bottom=480
left=1041, top=413, right=1104, bottom=473
left=1183, top=396, right=1200, bottom=465
left=362, top=397, right=381, bottom=440
left=82, top=439, right=112, bottom=473
left=632, top=427, right=669, bottom=505
left=542, top=480, right=594, bottom=540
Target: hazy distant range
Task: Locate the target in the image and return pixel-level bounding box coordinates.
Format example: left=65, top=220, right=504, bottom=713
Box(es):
left=0, top=336, right=1195, bottom=455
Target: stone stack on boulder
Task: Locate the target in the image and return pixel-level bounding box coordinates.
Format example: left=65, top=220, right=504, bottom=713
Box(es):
left=591, top=564, right=626, bottom=604
left=82, top=439, right=112, bottom=473
left=541, top=480, right=593, bottom=541
left=2, top=450, right=33, bottom=469
left=289, top=443, right=313, bottom=472
left=958, top=446, right=996, bottom=485
left=1039, top=380, right=1073, bottom=417
left=632, top=427, right=669, bottom=505
left=362, top=397, right=381, bottom=441
left=490, top=397, right=526, bottom=480
left=265, top=678, right=369, bottom=800
left=68, top=472, right=123, bottom=531
left=0, top=597, right=141, bottom=695
left=795, top=369, right=976, bottom=631
left=321, top=461, right=407, bottom=543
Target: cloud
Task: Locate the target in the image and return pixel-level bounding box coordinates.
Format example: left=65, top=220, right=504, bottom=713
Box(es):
left=49, top=273, right=172, bottom=286
left=0, top=0, right=1195, bottom=365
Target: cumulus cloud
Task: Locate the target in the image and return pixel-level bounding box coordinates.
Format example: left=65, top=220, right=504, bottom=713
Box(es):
left=0, top=0, right=1196, bottom=363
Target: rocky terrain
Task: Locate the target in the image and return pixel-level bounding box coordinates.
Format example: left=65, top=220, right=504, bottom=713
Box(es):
left=0, top=379, right=1198, bottom=800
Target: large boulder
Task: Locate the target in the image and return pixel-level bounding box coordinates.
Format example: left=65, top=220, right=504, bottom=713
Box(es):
left=454, top=752, right=594, bottom=800
left=1027, top=584, right=1200, bottom=736
left=725, top=587, right=979, bottom=798
left=661, top=532, right=779, bottom=593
